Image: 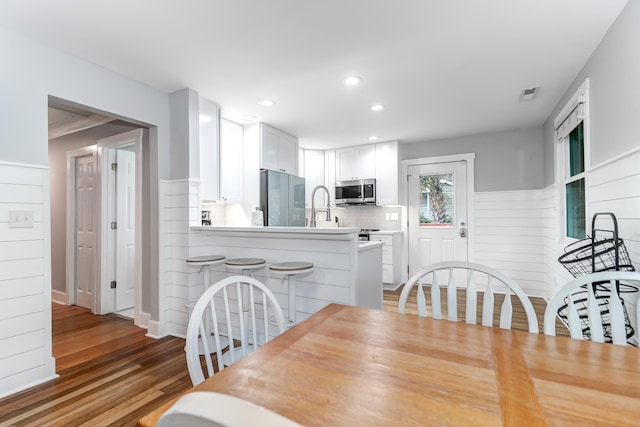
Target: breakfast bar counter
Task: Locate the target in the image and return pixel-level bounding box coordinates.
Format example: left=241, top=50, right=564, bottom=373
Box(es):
left=184, top=226, right=383, bottom=330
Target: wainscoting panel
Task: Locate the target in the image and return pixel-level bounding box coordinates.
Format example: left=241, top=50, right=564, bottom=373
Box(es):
left=474, top=190, right=547, bottom=297
left=0, top=162, right=57, bottom=399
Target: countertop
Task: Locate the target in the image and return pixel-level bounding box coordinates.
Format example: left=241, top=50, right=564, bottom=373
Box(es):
left=191, top=225, right=360, bottom=234
left=368, top=230, right=402, bottom=235
left=357, top=241, right=384, bottom=251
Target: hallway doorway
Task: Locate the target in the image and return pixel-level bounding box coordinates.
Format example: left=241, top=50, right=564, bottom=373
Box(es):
left=48, top=99, right=147, bottom=324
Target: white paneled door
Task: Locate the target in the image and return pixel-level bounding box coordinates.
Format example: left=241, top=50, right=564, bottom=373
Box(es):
left=74, top=154, right=97, bottom=309
left=408, top=161, right=468, bottom=278
left=115, top=148, right=136, bottom=311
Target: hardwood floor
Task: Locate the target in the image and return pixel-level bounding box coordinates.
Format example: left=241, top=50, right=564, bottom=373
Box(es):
left=0, top=304, right=193, bottom=427
left=0, top=292, right=556, bottom=426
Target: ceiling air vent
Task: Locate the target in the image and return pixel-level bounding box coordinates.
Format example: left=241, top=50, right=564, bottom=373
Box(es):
left=519, top=87, right=539, bottom=102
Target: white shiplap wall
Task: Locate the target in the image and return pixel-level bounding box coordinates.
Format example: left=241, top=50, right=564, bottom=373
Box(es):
left=474, top=190, right=548, bottom=298
left=0, top=162, right=57, bottom=399
left=158, top=179, right=198, bottom=339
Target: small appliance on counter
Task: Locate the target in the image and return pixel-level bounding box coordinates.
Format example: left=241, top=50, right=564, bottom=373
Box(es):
left=335, top=179, right=376, bottom=205
left=201, top=210, right=211, bottom=226
left=260, top=169, right=306, bottom=226
left=251, top=208, right=264, bottom=227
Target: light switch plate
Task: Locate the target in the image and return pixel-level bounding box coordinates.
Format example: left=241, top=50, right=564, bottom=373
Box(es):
left=9, top=210, right=34, bottom=228
left=385, top=213, right=391, bottom=220
left=390, top=212, right=399, bottom=221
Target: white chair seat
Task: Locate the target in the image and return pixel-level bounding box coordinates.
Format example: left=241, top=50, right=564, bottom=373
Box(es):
left=157, top=391, right=302, bottom=427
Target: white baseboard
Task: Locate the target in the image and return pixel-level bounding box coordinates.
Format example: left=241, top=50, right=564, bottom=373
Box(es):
left=136, top=311, right=151, bottom=329
left=146, top=320, right=169, bottom=339
left=383, top=282, right=404, bottom=292
left=51, top=290, right=68, bottom=305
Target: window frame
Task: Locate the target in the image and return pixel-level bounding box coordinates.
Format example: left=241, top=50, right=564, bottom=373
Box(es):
left=554, top=78, right=591, bottom=243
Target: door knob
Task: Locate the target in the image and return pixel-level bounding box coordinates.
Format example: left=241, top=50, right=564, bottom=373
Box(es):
left=459, top=222, right=467, bottom=238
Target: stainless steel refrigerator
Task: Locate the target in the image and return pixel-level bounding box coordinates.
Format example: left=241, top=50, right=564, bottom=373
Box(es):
left=260, top=169, right=306, bottom=226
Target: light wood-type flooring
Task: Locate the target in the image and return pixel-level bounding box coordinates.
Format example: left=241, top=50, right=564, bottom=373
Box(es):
left=0, top=290, right=556, bottom=427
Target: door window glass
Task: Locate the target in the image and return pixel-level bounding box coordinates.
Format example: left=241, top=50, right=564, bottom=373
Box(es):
left=419, top=173, right=454, bottom=226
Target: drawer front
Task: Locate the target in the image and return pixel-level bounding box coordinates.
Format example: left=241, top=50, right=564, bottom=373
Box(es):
left=382, top=247, right=392, bottom=264
left=370, top=235, right=392, bottom=246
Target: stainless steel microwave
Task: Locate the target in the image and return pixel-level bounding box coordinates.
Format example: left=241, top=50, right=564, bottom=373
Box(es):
left=335, top=179, right=376, bottom=205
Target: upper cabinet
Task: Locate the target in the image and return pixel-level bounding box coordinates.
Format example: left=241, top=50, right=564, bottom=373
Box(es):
left=260, top=123, right=298, bottom=174
left=335, top=144, right=376, bottom=181
left=375, top=141, right=399, bottom=205
left=219, top=118, right=244, bottom=203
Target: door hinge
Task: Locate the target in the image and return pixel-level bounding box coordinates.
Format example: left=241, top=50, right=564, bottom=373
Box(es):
left=111, top=163, right=118, bottom=171
left=111, top=221, right=117, bottom=230
left=407, top=265, right=409, bottom=275
left=110, top=280, right=117, bottom=289
left=407, top=174, right=410, bottom=181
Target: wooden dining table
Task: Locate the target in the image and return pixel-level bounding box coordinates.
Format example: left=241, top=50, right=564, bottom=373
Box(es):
left=138, top=303, right=640, bottom=426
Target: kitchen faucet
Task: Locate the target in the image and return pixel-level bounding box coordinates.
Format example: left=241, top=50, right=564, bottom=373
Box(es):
left=310, top=185, right=331, bottom=227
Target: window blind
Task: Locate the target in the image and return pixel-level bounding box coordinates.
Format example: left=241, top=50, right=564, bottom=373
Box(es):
left=555, top=96, right=584, bottom=142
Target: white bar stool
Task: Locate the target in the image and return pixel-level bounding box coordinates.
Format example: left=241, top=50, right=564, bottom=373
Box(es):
left=185, top=255, right=226, bottom=354
left=224, top=257, right=267, bottom=276
left=269, top=262, right=314, bottom=325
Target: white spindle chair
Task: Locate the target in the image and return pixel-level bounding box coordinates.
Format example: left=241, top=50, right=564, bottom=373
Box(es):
left=157, top=391, right=302, bottom=427
left=185, top=275, right=286, bottom=386
left=544, top=271, right=640, bottom=346
left=398, top=261, right=539, bottom=333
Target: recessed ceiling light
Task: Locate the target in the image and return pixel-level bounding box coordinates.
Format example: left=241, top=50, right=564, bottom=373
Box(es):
left=368, top=136, right=378, bottom=141
left=243, top=115, right=256, bottom=122
left=344, top=76, right=362, bottom=86
left=258, top=99, right=276, bottom=107
left=311, top=144, right=319, bottom=148
left=370, top=104, right=384, bottom=111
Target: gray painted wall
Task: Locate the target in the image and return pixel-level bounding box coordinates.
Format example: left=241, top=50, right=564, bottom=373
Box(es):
left=48, top=122, right=140, bottom=294
left=400, top=126, right=544, bottom=192
left=0, top=27, right=172, bottom=322
left=543, top=1, right=640, bottom=186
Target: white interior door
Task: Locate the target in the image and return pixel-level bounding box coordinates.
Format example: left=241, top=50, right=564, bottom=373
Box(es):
left=408, top=161, right=468, bottom=277
left=115, top=148, right=136, bottom=311
left=74, top=154, right=97, bottom=309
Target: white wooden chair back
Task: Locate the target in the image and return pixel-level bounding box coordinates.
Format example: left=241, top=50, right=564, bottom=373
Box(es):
left=186, top=275, right=286, bottom=386
left=398, top=261, right=539, bottom=333
left=157, top=391, right=302, bottom=427
left=544, top=271, right=640, bottom=346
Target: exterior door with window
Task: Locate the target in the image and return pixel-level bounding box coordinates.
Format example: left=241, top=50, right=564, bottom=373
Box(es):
left=408, top=161, right=468, bottom=278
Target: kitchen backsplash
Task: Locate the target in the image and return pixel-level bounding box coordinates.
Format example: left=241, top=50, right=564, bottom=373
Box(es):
left=202, top=202, right=404, bottom=230
left=306, top=205, right=404, bottom=230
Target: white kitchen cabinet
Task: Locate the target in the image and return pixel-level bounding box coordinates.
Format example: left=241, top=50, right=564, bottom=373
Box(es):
left=335, top=144, right=376, bottom=181
left=369, top=231, right=402, bottom=289
left=219, top=118, right=243, bottom=203
left=260, top=123, right=298, bottom=174
left=304, top=149, right=325, bottom=207
left=375, top=141, right=399, bottom=205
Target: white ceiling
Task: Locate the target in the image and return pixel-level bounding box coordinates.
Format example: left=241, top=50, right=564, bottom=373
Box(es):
left=1, top=0, right=628, bottom=149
